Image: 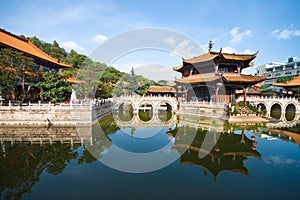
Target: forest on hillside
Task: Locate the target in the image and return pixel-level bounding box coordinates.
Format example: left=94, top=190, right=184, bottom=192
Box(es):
left=0, top=35, right=163, bottom=103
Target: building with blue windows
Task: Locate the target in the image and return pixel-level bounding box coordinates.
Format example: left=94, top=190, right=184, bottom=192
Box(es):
left=256, top=57, right=300, bottom=85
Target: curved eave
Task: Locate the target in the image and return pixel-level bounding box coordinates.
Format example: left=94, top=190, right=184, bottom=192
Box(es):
left=222, top=75, right=266, bottom=85
left=173, top=64, right=183, bottom=71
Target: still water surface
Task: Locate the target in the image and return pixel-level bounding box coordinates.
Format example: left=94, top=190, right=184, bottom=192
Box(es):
left=1, top=113, right=300, bottom=200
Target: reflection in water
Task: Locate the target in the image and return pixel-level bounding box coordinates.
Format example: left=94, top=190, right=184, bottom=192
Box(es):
left=168, top=126, right=261, bottom=179
left=0, top=142, right=95, bottom=200
left=138, top=110, right=153, bottom=122
left=0, top=113, right=299, bottom=199
left=270, top=103, right=282, bottom=119
left=158, top=110, right=172, bottom=122
left=285, top=104, right=296, bottom=121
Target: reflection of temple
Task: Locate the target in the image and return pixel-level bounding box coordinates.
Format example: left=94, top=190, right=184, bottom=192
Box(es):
left=168, top=127, right=261, bottom=179
left=173, top=42, right=265, bottom=103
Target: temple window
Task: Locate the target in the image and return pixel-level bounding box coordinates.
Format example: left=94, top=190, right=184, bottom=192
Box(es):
left=218, top=64, right=238, bottom=73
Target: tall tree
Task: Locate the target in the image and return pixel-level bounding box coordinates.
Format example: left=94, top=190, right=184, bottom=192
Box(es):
left=37, top=71, right=72, bottom=103
left=0, top=48, right=41, bottom=103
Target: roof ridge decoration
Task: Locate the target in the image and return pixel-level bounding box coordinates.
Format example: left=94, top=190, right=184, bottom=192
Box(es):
left=182, top=50, right=259, bottom=64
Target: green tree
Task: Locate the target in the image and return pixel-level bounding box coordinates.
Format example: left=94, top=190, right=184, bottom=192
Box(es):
left=0, top=48, right=41, bottom=103
left=95, top=82, right=113, bottom=99
left=277, top=76, right=293, bottom=83
left=157, top=80, right=168, bottom=86
left=37, top=71, right=72, bottom=103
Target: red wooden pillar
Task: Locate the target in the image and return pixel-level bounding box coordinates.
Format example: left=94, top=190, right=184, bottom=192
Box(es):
left=243, top=86, right=247, bottom=104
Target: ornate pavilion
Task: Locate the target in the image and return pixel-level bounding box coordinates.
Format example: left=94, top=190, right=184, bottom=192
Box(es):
left=173, top=42, right=265, bottom=103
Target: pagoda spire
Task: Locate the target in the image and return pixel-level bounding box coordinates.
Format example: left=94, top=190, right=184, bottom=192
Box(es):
left=208, top=40, right=213, bottom=52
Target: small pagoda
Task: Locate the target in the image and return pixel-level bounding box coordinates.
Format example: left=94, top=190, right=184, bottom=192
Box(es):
left=173, top=41, right=265, bottom=103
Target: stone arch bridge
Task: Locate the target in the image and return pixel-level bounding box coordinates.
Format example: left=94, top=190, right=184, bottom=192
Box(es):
left=248, top=96, right=300, bottom=121
left=113, top=112, right=177, bottom=128
left=112, top=95, right=178, bottom=114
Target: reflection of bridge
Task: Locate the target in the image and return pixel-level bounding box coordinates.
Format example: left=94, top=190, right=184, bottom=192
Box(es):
left=0, top=126, right=92, bottom=146
left=113, top=112, right=177, bottom=128
left=249, top=96, right=300, bottom=116
left=265, top=114, right=299, bottom=128
left=112, top=96, right=178, bottom=114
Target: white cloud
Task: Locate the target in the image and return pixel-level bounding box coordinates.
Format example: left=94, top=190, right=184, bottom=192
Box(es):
left=265, top=156, right=300, bottom=166
left=230, top=27, right=252, bottom=45
left=134, top=64, right=180, bottom=81
left=61, top=41, right=86, bottom=53
left=93, top=34, right=108, bottom=43
left=164, top=36, right=176, bottom=47
left=295, top=30, right=300, bottom=36
left=222, top=46, right=236, bottom=54
left=172, top=39, right=196, bottom=58
left=242, top=49, right=255, bottom=54
left=111, top=63, right=180, bottom=81
left=271, top=27, right=300, bottom=40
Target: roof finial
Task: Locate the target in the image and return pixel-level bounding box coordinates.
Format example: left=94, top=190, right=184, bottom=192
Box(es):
left=208, top=40, right=213, bottom=52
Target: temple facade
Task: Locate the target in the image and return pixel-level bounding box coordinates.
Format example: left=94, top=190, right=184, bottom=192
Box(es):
left=173, top=42, right=265, bottom=104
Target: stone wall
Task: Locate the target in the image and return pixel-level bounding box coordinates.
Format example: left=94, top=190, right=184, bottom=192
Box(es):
left=0, top=109, right=78, bottom=126
left=177, top=101, right=227, bottom=118
left=0, top=103, right=112, bottom=126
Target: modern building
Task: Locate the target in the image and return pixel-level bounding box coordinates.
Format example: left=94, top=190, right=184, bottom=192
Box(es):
left=173, top=42, right=265, bottom=104
left=255, top=57, right=300, bottom=85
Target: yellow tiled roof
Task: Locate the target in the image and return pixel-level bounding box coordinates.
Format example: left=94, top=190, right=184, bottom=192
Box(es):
left=0, top=29, right=71, bottom=68
left=222, top=74, right=266, bottom=83
left=147, top=86, right=176, bottom=93
left=183, top=51, right=258, bottom=64
left=175, top=74, right=221, bottom=84
left=272, top=75, right=300, bottom=87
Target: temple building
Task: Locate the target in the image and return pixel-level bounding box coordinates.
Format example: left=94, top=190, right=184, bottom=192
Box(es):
left=0, top=29, right=71, bottom=71
left=173, top=42, right=265, bottom=103
left=0, top=29, right=77, bottom=101
left=146, top=85, right=176, bottom=97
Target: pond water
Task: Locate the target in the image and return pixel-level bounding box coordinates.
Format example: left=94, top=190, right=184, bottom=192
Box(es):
left=1, top=112, right=300, bottom=200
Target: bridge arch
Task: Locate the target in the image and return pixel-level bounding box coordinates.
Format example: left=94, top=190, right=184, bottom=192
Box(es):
left=256, top=103, right=267, bottom=112
left=113, top=96, right=178, bottom=114
left=156, top=100, right=176, bottom=112
left=270, top=103, right=283, bottom=120
left=137, top=100, right=154, bottom=110
left=284, top=103, right=297, bottom=121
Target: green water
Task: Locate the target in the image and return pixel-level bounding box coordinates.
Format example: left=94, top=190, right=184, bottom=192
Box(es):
left=1, top=113, right=300, bottom=200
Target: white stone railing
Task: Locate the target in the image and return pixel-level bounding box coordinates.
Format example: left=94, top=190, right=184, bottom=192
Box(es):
left=238, top=96, right=299, bottom=102
left=113, top=95, right=176, bottom=101
left=0, top=99, right=113, bottom=111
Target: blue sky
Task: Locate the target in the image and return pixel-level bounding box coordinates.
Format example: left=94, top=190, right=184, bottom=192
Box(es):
left=1, top=0, right=300, bottom=80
